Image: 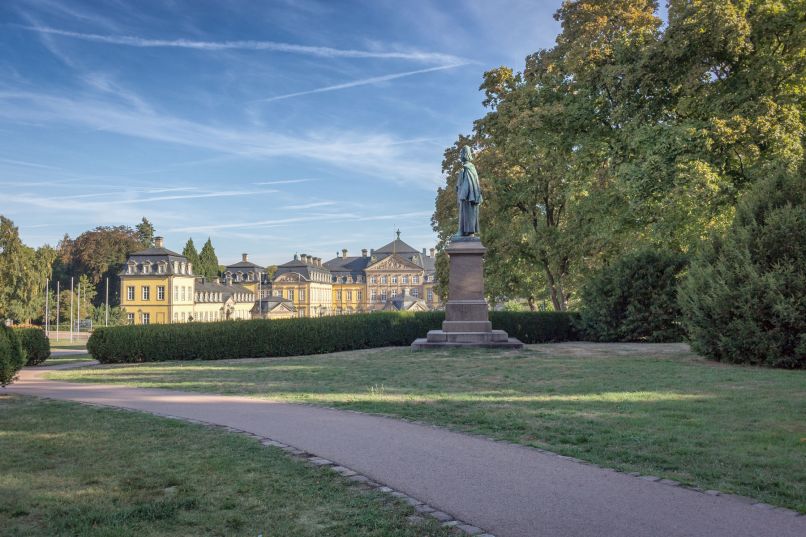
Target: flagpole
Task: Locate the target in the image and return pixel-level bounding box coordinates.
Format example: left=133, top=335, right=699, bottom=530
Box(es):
left=56, top=281, right=60, bottom=341
left=77, top=279, right=81, bottom=336
left=45, top=279, right=50, bottom=336
left=70, top=277, right=74, bottom=343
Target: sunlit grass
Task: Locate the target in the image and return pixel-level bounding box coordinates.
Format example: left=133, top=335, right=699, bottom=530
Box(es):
left=49, top=343, right=806, bottom=512
left=0, top=395, right=453, bottom=537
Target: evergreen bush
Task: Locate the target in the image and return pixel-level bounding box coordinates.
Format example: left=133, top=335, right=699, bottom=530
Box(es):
left=679, top=170, right=806, bottom=368
left=12, top=327, right=50, bottom=365
left=88, top=311, right=579, bottom=363
left=0, top=324, right=26, bottom=386
left=577, top=250, right=688, bottom=342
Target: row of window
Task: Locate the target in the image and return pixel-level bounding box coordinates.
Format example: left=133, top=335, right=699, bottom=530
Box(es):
left=369, top=275, right=430, bottom=285
left=369, top=289, right=434, bottom=302
left=335, top=290, right=364, bottom=302
left=127, top=285, right=166, bottom=301
left=126, top=261, right=193, bottom=275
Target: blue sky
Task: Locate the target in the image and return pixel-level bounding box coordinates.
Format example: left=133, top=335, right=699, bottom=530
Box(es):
left=0, top=0, right=564, bottom=266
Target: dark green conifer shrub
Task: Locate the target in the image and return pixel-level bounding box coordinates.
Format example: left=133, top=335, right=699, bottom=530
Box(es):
left=0, top=324, right=26, bottom=386
left=12, top=327, right=50, bottom=365
left=577, top=250, right=688, bottom=342
left=679, top=170, right=805, bottom=368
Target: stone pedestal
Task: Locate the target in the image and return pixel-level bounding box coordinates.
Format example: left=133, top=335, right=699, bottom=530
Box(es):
left=411, top=238, right=523, bottom=350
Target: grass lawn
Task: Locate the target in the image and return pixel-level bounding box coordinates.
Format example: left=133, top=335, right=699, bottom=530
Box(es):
left=35, top=354, right=96, bottom=367
left=0, top=394, right=452, bottom=537
left=48, top=341, right=89, bottom=351
left=48, top=343, right=806, bottom=512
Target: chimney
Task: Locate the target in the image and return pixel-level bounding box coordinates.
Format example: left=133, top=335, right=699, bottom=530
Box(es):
left=362, top=249, right=368, bottom=257
left=430, top=248, right=435, bottom=257
left=317, top=257, right=322, bottom=266
left=301, top=254, right=308, bottom=263
left=342, top=248, right=348, bottom=258
left=155, top=236, right=164, bottom=248
left=293, top=253, right=299, bottom=261
left=242, top=253, right=248, bottom=262
left=422, top=247, right=426, bottom=255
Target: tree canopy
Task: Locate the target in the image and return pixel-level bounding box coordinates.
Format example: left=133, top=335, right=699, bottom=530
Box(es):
left=0, top=217, right=56, bottom=323
left=432, top=0, right=805, bottom=310
left=197, top=238, right=220, bottom=280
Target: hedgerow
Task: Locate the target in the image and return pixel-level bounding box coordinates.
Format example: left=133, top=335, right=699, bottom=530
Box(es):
left=87, top=311, right=579, bottom=363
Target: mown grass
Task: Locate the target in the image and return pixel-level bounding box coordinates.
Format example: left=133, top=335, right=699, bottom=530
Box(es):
left=33, top=354, right=95, bottom=367
left=48, top=341, right=89, bottom=350
left=49, top=343, right=806, bottom=512
left=0, top=395, right=453, bottom=537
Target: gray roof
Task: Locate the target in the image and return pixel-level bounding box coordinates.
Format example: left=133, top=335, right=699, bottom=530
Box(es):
left=374, top=238, right=419, bottom=255
left=323, top=255, right=371, bottom=281
left=194, top=279, right=254, bottom=302
left=121, top=247, right=190, bottom=276
left=226, top=260, right=264, bottom=270
left=130, top=246, right=186, bottom=258
left=382, top=291, right=428, bottom=311
left=274, top=256, right=331, bottom=282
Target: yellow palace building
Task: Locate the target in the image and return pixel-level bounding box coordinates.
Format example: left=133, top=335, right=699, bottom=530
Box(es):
left=119, top=237, right=268, bottom=324
left=119, top=234, right=440, bottom=324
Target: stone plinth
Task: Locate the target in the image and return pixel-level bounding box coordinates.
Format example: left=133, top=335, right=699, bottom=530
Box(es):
left=412, top=237, right=523, bottom=350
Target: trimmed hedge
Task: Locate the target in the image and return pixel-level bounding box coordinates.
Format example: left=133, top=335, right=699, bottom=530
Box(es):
left=87, top=311, right=579, bottom=363
left=12, top=327, right=51, bottom=366
left=0, top=325, right=26, bottom=386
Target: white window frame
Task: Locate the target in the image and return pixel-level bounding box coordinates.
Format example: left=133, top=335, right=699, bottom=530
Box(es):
left=127, top=286, right=135, bottom=301
left=142, top=286, right=150, bottom=300
left=157, top=286, right=165, bottom=301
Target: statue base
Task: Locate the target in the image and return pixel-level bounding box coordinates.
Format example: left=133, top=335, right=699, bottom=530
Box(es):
left=411, top=237, right=523, bottom=350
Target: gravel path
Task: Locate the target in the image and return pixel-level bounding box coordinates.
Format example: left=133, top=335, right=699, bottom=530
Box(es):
left=8, top=366, right=804, bottom=537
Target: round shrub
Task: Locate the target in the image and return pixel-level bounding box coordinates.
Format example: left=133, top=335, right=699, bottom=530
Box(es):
left=0, top=324, right=26, bottom=386
left=577, top=249, right=688, bottom=342
left=679, top=169, right=805, bottom=368
left=13, top=327, right=50, bottom=366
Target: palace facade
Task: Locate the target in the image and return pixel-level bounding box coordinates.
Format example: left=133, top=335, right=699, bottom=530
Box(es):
left=119, top=233, right=440, bottom=324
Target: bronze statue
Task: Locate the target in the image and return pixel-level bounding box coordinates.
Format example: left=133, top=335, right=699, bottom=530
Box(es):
left=456, top=145, right=482, bottom=237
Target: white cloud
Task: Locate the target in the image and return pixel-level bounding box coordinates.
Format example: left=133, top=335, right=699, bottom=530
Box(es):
left=257, top=63, right=467, bottom=103
left=21, top=26, right=467, bottom=65
left=284, top=201, right=337, bottom=210
left=169, top=211, right=433, bottom=233
left=0, top=90, right=444, bottom=188
left=253, top=179, right=314, bottom=185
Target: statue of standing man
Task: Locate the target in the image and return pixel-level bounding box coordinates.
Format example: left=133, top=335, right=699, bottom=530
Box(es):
left=456, top=145, right=482, bottom=238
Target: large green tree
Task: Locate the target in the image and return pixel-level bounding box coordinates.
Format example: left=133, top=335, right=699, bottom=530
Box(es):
left=135, top=217, right=155, bottom=248
left=182, top=238, right=201, bottom=271
left=197, top=238, right=220, bottom=279
left=432, top=0, right=804, bottom=308
left=0, top=216, right=56, bottom=324
left=56, top=220, right=151, bottom=306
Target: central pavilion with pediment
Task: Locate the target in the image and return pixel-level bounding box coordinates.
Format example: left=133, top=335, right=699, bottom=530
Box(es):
left=271, top=231, right=441, bottom=316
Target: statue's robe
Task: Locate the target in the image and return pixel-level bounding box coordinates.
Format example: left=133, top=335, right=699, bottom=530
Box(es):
left=457, top=160, right=482, bottom=235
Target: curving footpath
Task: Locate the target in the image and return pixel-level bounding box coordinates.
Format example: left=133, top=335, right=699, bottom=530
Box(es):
left=8, top=365, right=805, bottom=537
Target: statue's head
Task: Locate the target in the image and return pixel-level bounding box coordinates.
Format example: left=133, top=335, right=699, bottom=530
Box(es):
left=460, top=145, right=473, bottom=163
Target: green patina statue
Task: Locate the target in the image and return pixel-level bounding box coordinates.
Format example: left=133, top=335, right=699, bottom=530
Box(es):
left=456, top=145, right=482, bottom=237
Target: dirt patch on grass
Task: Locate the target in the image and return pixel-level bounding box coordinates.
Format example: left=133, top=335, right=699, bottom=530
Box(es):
left=527, top=342, right=695, bottom=358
